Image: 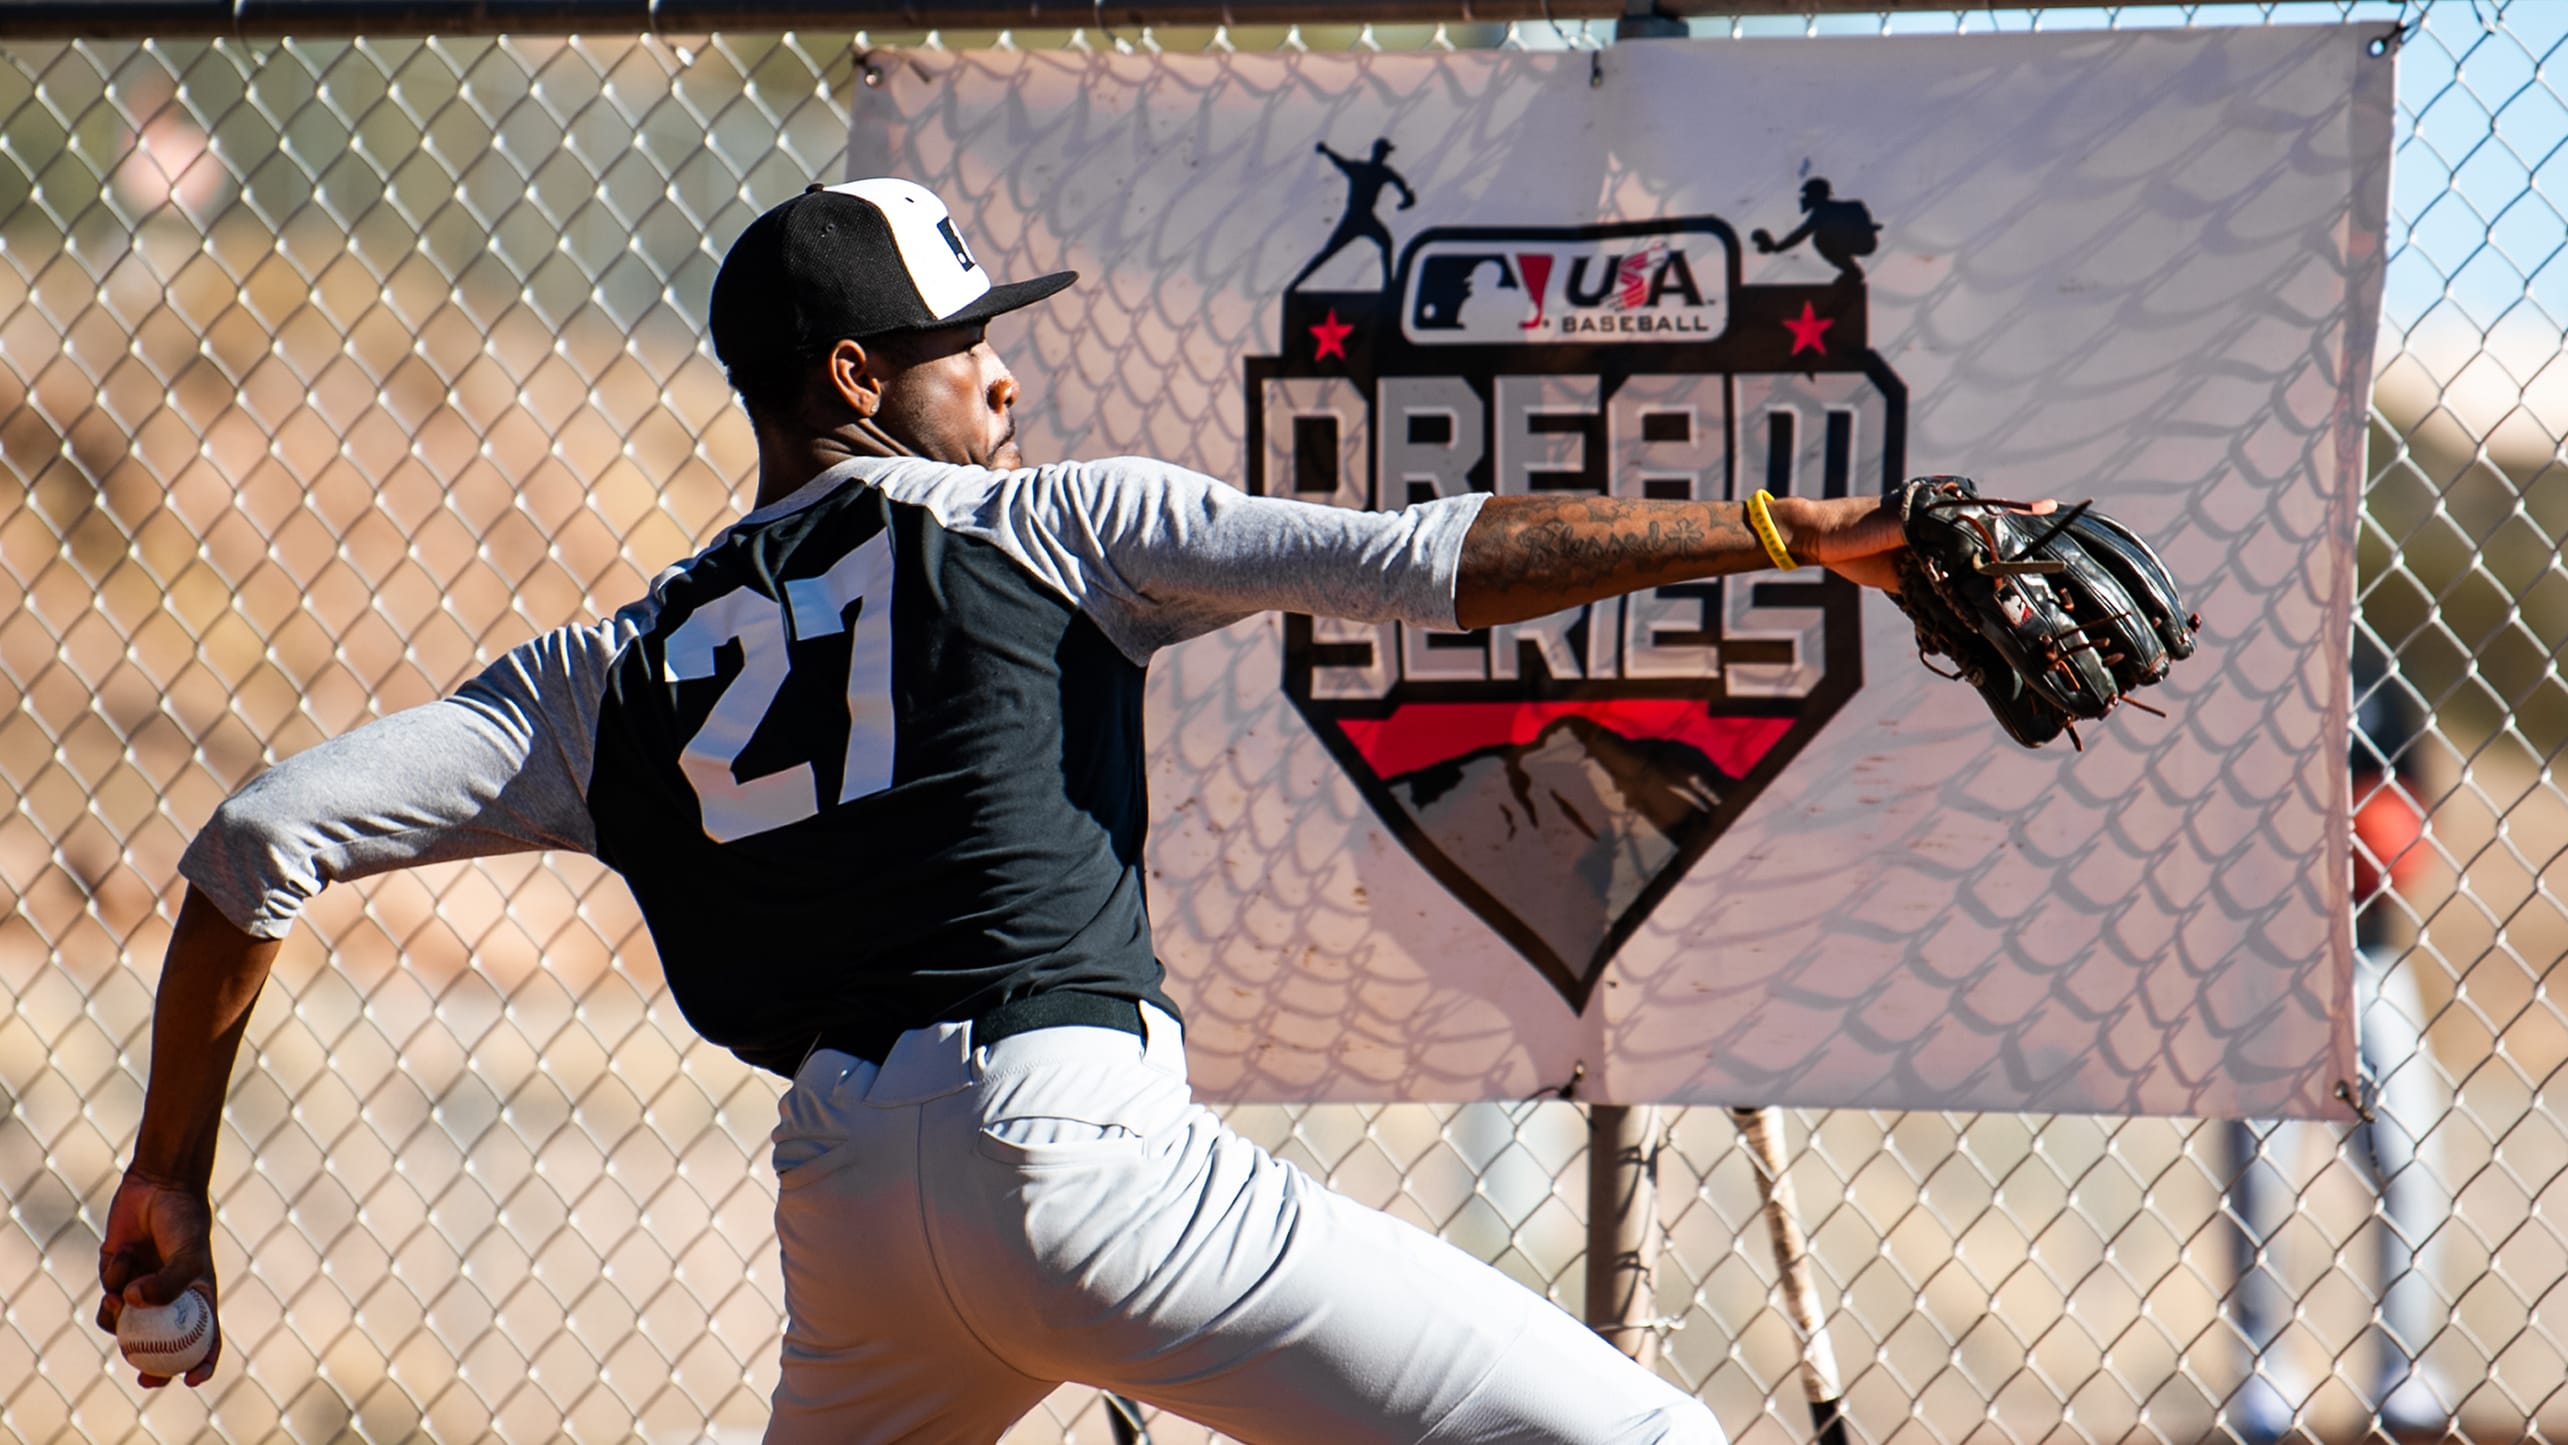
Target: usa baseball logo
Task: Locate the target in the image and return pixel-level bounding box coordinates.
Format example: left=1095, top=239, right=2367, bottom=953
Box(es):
left=1246, top=149, right=1908, bottom=1010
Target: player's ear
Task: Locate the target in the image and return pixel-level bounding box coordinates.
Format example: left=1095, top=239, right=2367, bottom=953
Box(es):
left=820, top=337, right=886, bottom=418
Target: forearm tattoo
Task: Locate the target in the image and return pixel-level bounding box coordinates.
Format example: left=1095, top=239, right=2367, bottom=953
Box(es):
left=1455, top=495, right=1762, bottom=628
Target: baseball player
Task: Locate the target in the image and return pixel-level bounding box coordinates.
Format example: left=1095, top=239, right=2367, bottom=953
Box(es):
left=2221, top=642, right=2448, bottom=1442
left=98, top=179, right=1915, bottom=1443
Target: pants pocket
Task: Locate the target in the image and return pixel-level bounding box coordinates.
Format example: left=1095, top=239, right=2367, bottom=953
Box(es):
left=773, top=1130, right=842, bottom=1177
left=969, top=1057, right=1189, bottom=1170
left=974, top=1115, right=1149, bottom=1168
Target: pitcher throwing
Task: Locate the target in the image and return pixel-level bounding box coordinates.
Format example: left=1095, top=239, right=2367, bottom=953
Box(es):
left=101, top=179, right=1915, bottom=1442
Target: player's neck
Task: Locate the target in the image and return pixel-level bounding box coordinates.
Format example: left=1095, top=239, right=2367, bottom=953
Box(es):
left=751, top=419, right=914, bottom=510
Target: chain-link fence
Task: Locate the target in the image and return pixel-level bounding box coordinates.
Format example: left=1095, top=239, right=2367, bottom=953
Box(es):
left=1, top=3, right=2560, bottom=1441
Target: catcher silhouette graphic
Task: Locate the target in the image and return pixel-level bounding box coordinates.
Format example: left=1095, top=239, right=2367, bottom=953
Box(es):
left=1750, top=176, right=1882, bottom=293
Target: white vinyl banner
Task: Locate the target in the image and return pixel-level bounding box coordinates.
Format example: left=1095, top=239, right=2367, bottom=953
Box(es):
left=848, top=27, right=2392, bottom=1118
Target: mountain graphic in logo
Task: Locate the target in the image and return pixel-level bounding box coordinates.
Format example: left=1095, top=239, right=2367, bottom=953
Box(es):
left=1244, top=151, right=1907, bottom=1009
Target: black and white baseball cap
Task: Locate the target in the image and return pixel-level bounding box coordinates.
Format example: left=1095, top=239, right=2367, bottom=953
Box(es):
left=709, top=179, right=1076, bottom=381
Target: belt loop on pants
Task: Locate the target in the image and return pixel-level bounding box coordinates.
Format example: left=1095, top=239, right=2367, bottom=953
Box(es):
left=815, top=991, right=1147, bottom=1069
left=821, top=992, right=1155, bottom=1105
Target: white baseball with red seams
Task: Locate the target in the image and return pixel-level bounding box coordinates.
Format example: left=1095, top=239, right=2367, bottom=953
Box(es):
left=116, top=1289, right=212, bottom=1376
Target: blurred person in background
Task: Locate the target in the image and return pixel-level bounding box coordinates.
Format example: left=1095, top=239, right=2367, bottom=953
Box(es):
left=2223, top=640, right=2448, bottom=1443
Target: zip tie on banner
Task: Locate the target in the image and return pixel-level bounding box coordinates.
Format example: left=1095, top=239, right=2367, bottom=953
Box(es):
left=1526, top=1059, right=1587, bottom=1104
left=2372, top=0, right=2417, bottom=56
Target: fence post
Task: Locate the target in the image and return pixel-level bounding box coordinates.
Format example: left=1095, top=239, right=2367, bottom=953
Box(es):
left=1585, top=1102, right=1662, bottom=1367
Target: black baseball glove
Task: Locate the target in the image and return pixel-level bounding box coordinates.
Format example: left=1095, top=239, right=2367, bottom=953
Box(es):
left=1885, top=475, right=2199, bottom=749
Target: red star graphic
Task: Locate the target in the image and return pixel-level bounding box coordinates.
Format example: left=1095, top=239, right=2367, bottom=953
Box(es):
left=1781, top=301, right=1834, bottom=357
left=1310, top=308, right=1354, bottom=362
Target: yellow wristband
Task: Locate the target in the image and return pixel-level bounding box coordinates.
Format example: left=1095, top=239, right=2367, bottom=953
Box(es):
left=1747, top=489, right=1798, bottom=571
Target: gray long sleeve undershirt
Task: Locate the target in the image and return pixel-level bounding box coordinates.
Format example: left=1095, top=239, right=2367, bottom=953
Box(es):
left=180, top=455, right=1485, bottom=939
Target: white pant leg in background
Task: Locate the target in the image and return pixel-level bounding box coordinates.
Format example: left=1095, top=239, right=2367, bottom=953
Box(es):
left=2219, top=946, right=2451, bottom=1437
left=2355, top=948, right=2450, bottom=1418
left=765, top=1005, right=1720, bottom=1445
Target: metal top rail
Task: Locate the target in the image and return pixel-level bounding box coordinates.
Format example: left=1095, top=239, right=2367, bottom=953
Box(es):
left=0, top=0, right=2202, bottom=41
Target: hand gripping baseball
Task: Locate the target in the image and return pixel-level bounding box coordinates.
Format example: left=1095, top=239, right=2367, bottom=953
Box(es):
left=1885, top=475, right=2199, bottom=749
left=96, top=1168, right=223, bottom=1387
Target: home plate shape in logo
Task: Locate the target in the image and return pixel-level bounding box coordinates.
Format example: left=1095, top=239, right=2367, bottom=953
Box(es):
left=1243, top=179, right=1907, bottom=1011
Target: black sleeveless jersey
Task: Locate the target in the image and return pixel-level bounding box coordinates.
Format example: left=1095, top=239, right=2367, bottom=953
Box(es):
left=179, top=454, right=1483, bottom=1077
left=586, top=476, right=1171, bottom=1074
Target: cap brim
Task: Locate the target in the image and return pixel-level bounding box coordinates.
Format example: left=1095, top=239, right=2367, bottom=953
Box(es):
left=930, top=270, right=1079, bottom=331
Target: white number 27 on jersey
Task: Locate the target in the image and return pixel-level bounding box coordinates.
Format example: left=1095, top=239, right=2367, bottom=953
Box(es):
left=660, top=532, right=896, bottom=843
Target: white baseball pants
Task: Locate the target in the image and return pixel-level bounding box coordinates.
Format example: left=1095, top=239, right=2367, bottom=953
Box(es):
left=764, top=1004, right=1723, bottom=1444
